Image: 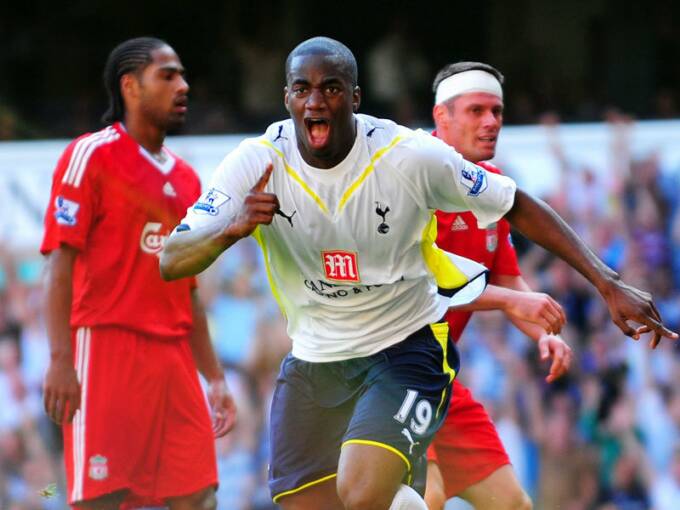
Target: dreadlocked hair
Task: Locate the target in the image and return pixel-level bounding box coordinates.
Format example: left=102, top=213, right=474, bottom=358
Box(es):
left=102, top=37, right=167, bottom=123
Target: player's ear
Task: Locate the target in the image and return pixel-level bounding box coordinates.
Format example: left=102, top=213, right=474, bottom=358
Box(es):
left=120, top=73, right=139, bottom=101
left=433, top=104, right=448, bottom=127
left=352, top=86, right=361, bottom=113
left=284, top=87, right=290, bottom=112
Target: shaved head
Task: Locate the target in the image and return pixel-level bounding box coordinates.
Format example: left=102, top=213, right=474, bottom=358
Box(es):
left=286, top=36, right=358, bottom=86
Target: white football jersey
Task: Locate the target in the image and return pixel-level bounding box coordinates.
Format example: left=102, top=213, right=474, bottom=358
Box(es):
left=180, top=114, right=516, bottom=361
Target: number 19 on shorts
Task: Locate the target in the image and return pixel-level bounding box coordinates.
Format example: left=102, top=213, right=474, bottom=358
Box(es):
left=393, top=389, right=433, bottom=435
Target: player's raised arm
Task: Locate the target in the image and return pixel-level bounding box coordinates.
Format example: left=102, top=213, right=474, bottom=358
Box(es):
left=505, top=188, right=678, bottom=348
left=160, top=163, right=278, bottom=280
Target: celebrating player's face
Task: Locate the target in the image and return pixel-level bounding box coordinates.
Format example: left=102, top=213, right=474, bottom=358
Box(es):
left=285, top=53, right=360, bottom=168
left=443, top=92, right=503, bottom=163
left=136, top=45, right=189, bottom=131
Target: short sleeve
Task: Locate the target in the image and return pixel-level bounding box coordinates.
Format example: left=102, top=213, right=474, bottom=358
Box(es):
left=491, top=218, right=521, bottom=276
left=177, top=140, right=272, bottom=233
left=393, top=131, right=516, bottom=228
left=40, top=139, right=99, bottom=255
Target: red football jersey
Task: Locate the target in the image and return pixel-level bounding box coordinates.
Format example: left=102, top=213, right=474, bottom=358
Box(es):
left=41, top=123, right=200, bottom=338
left=435, top=161, right=521, bottom=342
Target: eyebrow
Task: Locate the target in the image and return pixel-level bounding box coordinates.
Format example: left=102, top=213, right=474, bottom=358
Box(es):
left=290, top=78, right=310, bottom=86
left=290, top=76, right=344, bottom=86
left=466, top=102, right=503, bottom=109
left=158, top=64, right=186, bottom=74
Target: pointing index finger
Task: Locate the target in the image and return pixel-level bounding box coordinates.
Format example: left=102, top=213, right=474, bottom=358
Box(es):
left=252, top=163, right=274, bottom=193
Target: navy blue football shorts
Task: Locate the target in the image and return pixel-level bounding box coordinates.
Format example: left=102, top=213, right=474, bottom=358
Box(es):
left=268, top=319, right=458, bottom=503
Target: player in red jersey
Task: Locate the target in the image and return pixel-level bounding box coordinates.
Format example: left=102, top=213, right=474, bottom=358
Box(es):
left=424, top=62, right=573, bottom=510
left=41, top=37, right=236, bottom=510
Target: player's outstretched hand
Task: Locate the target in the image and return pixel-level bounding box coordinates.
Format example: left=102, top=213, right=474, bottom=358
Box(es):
left=43, top=359, right=81, bottom=425
left=225, top=163, right=279, bottom=239
left=538, top=334, right=572, bottom=383
left=505, top=290, right=566, bottom=334
left=602, top=279, right=679, bottom=349
left=207, top=378, right=237, bottom=438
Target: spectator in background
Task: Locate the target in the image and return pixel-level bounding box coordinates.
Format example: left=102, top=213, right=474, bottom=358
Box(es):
left=652, top=446, right=680, bottom=510
left=233, top=8, right=288, bottom=129
left=366, top=17, right=430, bottom=125
left=535, top=392, right=598, bottom=510
left=0, top=338, right=26, bottom=433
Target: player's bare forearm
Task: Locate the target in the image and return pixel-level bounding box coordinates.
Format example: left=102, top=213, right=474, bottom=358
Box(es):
left=188, top=289, right=237, bottom=437
left=452, top=284, right=517, bottom=312
left=160, top=222, right=238, bottom=280
left=455, top=278, right=565, bottom=335
left=188, top=289, right=223, bottom=382
left=505, top=189, right=678, bottom=344
left=161, top=164, right=278, bottom=281
left=504, top=189, right=617, bottom=293
left=43, top=245, right=81, bottom=424
left=44, top=247, right=77, bottom=363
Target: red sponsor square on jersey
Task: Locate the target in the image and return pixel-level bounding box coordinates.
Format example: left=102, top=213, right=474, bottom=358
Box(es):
left=321, top=250, right=360, bottom=282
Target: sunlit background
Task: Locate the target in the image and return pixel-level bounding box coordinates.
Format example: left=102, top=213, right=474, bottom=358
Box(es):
left=1, top=2, right=680, bottom=509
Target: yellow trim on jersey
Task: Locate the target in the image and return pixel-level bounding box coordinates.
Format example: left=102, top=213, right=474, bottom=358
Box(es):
left=259, top=140, right=330, bottom=214
left=272, top=473, right=338, bottom=503
left=251, top=226, right=286, bottom=318
left=342, top=439, right=412, bottom=484
left=337, top=135, right=405, bottom=212
left=430, top=321, right=457, bottom=417
left=420, top=214, right=469, bottom=290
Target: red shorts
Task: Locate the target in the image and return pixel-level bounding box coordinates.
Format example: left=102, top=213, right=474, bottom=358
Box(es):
left=63, top=326, right=217, bottom=507
left=427, top=379, right=510, bottom=497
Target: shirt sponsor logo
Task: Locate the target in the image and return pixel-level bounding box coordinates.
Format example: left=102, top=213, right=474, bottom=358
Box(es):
left=460, top=165, right=488, bottom=196
left=54, top=196, right=79, bottom=226
left=140, top=222, right=168, bottom=257
left=193, top=188, right=230, bottom=216
left=321, top=250, right=360, bottom=282
left=88, top=455, right=108, bottom=481
left=304, top=279, right=383, bottom=299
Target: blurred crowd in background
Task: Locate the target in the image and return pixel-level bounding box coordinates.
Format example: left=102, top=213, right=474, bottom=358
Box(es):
left=1, top=113, right=680, bottom=510
left=2, top=1, right=680, bottom=139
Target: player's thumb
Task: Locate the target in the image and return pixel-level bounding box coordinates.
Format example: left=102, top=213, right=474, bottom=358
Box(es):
left=538, top=339, right=550, bottom=360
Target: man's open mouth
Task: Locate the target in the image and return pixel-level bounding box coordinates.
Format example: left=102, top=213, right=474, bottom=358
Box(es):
left=304, top=118, right=330, bottom=149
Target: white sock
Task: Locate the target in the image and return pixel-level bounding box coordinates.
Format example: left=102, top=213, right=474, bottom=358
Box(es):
left=389, top=484, right=428, bottom=510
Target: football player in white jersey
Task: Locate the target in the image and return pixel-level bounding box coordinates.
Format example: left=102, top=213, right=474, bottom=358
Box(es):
left=161, top=37, right=676, bottom=510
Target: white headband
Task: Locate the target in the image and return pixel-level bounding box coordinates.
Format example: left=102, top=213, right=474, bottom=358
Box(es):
left=435, top=70, right=503, bottom=105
